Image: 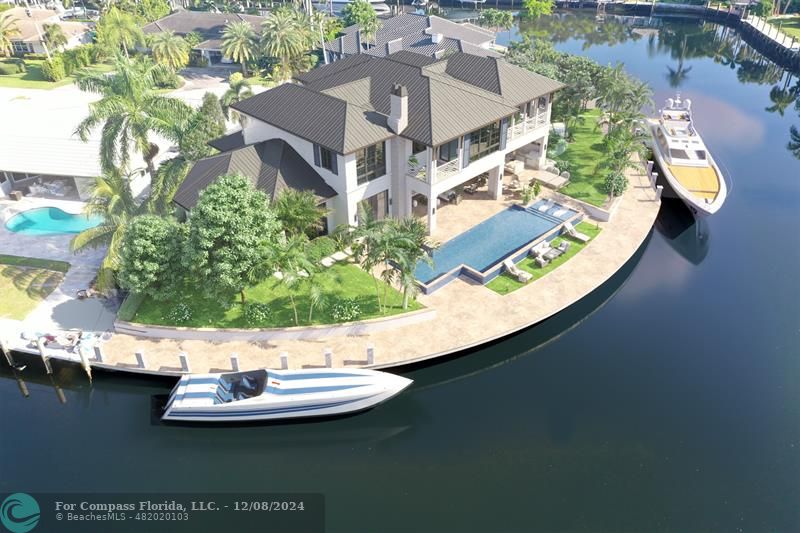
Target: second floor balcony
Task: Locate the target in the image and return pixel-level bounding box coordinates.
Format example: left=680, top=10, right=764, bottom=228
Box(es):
left=407, top=157, right=461, bottom=185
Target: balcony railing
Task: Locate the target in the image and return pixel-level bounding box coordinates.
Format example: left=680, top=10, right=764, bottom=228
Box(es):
left=406, top=158, right=463, bottom=184
left=508, top=113, right=548, bottom=141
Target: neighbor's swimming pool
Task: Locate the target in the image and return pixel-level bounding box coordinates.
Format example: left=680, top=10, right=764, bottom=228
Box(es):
left=5, top=207, right=103, bottom=236
left=414, top=200, right=577, bottom=285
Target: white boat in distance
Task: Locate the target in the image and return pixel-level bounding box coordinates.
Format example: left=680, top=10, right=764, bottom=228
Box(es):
left=647, top=94, right=727, bottom=217
left=162, top=368, right=412, bottom=422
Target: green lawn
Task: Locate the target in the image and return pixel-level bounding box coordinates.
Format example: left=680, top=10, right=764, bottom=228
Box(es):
left=486, top=222, right=602, bottom=295
left=0, top=255, right=69, bottom=320
left=132, top=263, right=424, bottom=328
left=0, top=60, right=114, bottom=90
left=770, top=16, right=800, bottom=40
left=558, top=109, right=610, bottom=208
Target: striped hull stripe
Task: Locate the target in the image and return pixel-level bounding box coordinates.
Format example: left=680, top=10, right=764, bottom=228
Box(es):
left=168, top=397, right=370, bottom=418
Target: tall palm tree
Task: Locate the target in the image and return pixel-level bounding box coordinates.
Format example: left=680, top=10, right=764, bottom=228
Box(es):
left=96, top=8, right=144, bottom=57
left=221, top=21, right=257, bottom=77
left=260, top=8, right=312, bottom=81
left=389, top=218, right=436, bottom=310
left=149, top=31, right=189, bottom=71
left=273, top=189, right=327, bottom=238
left=71, top=170, right=144, bottom=290
left=0, top=13, right=20, bottom=57
left=75, top=54, right=192, bottom=177
left=42, top=23, right=68, bottom=51
left=220, top=73, right=253, bottom=126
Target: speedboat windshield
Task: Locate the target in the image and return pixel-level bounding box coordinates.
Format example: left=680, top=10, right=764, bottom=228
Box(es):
left=215, top=370, right=267, bottom=403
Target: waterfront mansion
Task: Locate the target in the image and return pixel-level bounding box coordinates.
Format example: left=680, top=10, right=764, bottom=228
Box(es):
left=174, top=50, right=564, bottom=234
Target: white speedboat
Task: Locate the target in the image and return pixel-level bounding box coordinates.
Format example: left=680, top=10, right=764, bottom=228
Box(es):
left=162, top=368, right=412, bottom=422
left=647, top=95, right=727, bottom=217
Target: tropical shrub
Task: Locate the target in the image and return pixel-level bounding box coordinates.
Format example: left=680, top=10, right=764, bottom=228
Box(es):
left=521, top=185, right=536, bottom=205
left=243, top=303, right=272, bottom=326
left=306, top=236, right=337, bottom=263
left=604, top=172, right=628, bottom=197
left=0, top=58, right=25, bottom=75
left=152, top=66, right=182, bottom=89
left=331, top=298, right=361, bottom=322
left=41, top=55, right=66, bottom=81
left=62, top=45, right=94, bottom=75
left=165, top=303, right=192, bottom=324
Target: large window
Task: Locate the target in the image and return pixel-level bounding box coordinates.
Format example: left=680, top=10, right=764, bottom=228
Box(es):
left=11, top=41, right=33, bottom=54
left=313, top=143, right=337, bottom=174
left=469, top=122, right=501, bottom=163
left=356, top=142, right=386, bottom=185
left=437, top=138, right=459, bottom=164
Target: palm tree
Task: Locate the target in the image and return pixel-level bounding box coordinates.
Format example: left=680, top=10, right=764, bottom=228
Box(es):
left=71, top=170, right=144, bottom=290
left=149, top=31, right=189, bottom=71
left=390, top=218, right=436, bottom=309
left=42, top=23, right=68, bottom=51
left=96, top=8, right=144, bottom=57
left=75, top=54, right=192, bottom=177
left=348, top=203, right=386, bottom=311
left=221, top=21, right=257, bottom=77
left=273, top=189, right=327, bottom=238
left=249, top=234, right=317, bottom=325
left=220, top=73, right=253, bottom=126
left=260, top=8, right=313, bottom=82
left=0, top=13, right=20, bottom=57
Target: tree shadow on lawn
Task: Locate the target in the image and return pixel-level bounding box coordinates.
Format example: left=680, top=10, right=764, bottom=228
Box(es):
left=1, top=266, right=63, bottom=299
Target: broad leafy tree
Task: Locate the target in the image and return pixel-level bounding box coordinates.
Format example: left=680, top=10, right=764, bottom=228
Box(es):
left=184, top=173, right=281, bottom=305
left=341, top=0, right=379, bottom=44
left=523, top=0, right=554, bottom=19
left=75, top=54, right=192, bottom=177
left=222, top=21, right=258, bottom=77
left=149, top=31, right=190, bottom=71
left=117, top=215, right=186, bottom=300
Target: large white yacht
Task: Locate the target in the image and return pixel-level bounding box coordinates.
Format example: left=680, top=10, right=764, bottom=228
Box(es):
left=647, top=95, right=727, bottom=217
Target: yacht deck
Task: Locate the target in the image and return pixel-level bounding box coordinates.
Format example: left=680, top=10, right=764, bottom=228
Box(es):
left=667, top=164, right=720, bottom=200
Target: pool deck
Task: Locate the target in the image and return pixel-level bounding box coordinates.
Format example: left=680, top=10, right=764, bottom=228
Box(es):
left=3, top=163, right=659, bottom=377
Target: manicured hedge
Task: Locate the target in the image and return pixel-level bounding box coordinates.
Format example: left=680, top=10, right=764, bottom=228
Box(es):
left=41, top=56, right=66, bottom=81
left=0, top=58, right=26, bottom=75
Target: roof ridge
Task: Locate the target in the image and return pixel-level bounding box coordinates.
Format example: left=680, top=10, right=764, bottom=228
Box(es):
left=425, top=70, right=513, bottom=108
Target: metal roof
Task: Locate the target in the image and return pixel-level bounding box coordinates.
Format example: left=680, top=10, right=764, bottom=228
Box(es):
left=174, top=139, right=337, bottom=210
left=323, top=14, right=496, bottom=59
left=0, top=136, right=102, bottom=178
left=142, top=11, right=264, bottom=44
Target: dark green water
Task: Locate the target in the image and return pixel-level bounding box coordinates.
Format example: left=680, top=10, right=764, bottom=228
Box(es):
left=2, top=13, right=800, bottom=533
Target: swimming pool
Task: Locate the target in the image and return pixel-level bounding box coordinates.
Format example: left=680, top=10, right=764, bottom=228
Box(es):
left=5, top=207, right=103, bottom=236
left=414, top=200, right=577, bottom=285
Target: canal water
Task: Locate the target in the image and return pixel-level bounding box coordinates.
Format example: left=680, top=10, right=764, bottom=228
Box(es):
left=2, top=12, right=799, bottom=533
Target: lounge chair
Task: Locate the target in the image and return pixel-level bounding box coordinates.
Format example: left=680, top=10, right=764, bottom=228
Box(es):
left=537, top=199, right=555, bottom=212
left=563, top=221, right=591, bottom=243
left=502, top=259, right=532, bottom=283
left=544, top=241, right=570, bottom=261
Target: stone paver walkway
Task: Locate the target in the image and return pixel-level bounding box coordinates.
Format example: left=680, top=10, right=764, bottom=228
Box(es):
left=98, top=164, right=660, bottom=375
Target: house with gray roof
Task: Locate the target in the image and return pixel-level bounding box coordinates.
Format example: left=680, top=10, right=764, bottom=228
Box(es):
left=178, top=50, right=562, bottom=234
left=324, top=13, right=502, bottom=62
left=143, top=10, right=265, bottom=65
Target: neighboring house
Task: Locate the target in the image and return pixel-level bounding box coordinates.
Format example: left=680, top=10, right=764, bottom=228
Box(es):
left=177, top=50, right=563, bottom=234
left=323, top=13, right=503, bottom=62
left=142, top=10, right=265, bottom=65
left=5, top=7, right=91, bottom=55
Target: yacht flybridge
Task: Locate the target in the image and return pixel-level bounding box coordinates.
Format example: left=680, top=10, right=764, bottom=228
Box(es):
left=647, top=95, right=727, bottom=217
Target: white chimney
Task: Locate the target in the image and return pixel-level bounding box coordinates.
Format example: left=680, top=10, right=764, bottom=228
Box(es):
left=431, top=32, right=442, bottom=44
left=388, top=84, right=408, bottom=135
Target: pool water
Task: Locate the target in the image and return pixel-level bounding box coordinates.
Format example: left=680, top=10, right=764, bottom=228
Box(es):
left=5, top=207, right=103, bottom=236
left=415, top=200, right=577, bottom=284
